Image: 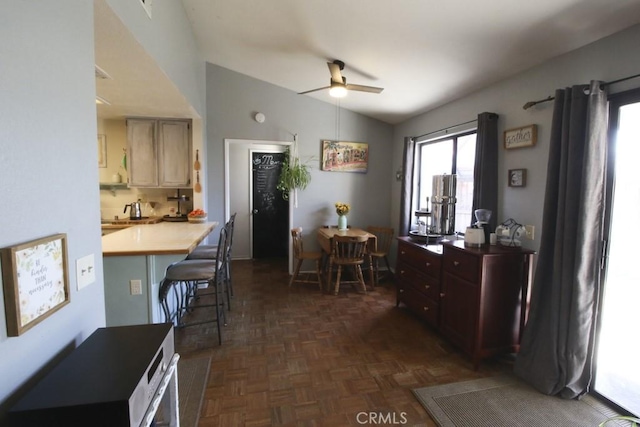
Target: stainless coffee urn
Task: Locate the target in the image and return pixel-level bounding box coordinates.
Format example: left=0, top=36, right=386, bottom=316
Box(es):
left=431, top=174, right=457, bottom=235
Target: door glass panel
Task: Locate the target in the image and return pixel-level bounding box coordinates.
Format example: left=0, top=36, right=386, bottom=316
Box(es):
left=594, top=101, right=640, bottom=416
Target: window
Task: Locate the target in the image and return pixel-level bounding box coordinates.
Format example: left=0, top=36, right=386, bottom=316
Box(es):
left=414, top=131, right=477, bottom=234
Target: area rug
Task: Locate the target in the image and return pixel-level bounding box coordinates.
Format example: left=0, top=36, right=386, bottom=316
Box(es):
left=178, top=356, right=211, bottom=427
left=412, top=375, right=624, bottom=427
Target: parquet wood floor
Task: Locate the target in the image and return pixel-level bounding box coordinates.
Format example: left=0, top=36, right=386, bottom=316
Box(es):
left=174, top=258, right=512, bottom=426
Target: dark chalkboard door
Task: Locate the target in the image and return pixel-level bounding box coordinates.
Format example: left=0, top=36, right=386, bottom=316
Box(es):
left=251, top=151, right=289, bottom=258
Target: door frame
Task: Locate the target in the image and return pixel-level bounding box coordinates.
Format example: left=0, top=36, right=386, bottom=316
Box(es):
left=224, top=139, right=293, bottom=269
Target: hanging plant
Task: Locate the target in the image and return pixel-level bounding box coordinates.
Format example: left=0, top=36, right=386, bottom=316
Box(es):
left=277, top=134, right=311, bottom=207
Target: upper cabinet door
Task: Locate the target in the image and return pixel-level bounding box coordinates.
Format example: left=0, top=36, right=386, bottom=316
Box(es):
left=127, top=119, right=158, bottom=187
left=158, top=120, right=191, bottom=187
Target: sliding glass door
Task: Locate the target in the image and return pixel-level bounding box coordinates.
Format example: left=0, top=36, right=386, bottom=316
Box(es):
left=593, top=89, right=640, bottom=416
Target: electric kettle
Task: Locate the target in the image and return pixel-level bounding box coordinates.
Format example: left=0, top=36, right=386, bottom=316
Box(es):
left=124, top=200, right=143, bottom=220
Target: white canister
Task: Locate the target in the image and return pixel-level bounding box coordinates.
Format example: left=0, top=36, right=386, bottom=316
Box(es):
left=490, top=233, right=497, bottom=245
left=112, top=172, right=122, bottom=183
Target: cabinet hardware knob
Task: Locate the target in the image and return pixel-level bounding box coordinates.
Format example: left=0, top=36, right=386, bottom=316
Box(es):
left=400, top=270, right=405, bottom=275
left=440, top=292, right=445, bottom=298
left=399, top=289, right=404, bottom=293
left=423, top=307, right=429, bottom=311
left=453, top=261, right=460, bottom=267
left=401, top=251, right=405, bottom=255
left=426, top=262, right=431, bottom=267
left=424, top=285, right=430, bottom=290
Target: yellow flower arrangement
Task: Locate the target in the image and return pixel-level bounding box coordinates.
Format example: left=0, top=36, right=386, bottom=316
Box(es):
left=335, top=202, right=350, bottom=216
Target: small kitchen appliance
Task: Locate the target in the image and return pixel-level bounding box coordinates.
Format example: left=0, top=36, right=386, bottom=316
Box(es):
left=474, top=209, right=492, bottom=244
left=431, top=174, right=457, bottom=235
left=464, top=226, right=485, bottom=247
left=464, top=209, right=492, bottom=247
left=124, top=200, right=143, bottom=220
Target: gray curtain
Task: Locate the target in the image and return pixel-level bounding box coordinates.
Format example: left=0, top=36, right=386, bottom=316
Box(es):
left=471, top=112, right=499, bottom=231
left=399, top=137, right=415, bottom=236
left=514, top=81, right=608, bottom=399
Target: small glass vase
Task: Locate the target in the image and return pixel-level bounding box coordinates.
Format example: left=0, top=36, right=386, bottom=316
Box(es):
left=338, top=214, right=348, bottom=231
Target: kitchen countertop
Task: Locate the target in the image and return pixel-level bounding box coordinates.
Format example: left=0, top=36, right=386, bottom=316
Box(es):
left=102, top=221, right=219, bottom=256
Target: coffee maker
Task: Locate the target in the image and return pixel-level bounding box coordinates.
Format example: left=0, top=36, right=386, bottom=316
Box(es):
left=474, top=209, right=492, bottom=244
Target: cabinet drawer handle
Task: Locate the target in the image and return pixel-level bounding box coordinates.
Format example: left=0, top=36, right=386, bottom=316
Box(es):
left=453, top=261, right=460, bottom=267
left=424, top=285, right=430, bottom=290
left=423, top=306, right=429, bottom=311
left=440, top=292, right=445, bottom=298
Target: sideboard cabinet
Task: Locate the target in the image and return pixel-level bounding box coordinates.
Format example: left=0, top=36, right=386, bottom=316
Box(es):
left=396, top=237, right=534, bottom=368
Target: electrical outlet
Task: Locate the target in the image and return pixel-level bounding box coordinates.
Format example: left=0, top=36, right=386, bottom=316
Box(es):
left=525, top=225, right=535, bottom=240
left=130, top=279, right=143, bottom=295
left=76, top=254, right=96, bottom=290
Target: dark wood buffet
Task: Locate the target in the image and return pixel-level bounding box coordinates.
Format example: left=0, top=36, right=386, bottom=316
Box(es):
left=396, top=236, right=535, bottom=368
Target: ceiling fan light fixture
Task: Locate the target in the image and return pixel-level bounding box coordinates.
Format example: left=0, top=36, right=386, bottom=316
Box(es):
left=329, top=82, right=347, bottom=98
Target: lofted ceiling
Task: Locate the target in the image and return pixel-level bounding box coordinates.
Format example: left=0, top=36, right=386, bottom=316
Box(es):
left=96, top=0, right=640, bottom=124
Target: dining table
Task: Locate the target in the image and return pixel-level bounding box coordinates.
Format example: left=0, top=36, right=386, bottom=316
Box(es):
left=316, top=227, right=377, bottom=289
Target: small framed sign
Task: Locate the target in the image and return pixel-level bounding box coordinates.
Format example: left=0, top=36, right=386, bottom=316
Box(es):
left=1, top=234, right=70, bottom=336
left=504, top=124, right=537, bottom=149
left=508, top=169, right=527, bottom=187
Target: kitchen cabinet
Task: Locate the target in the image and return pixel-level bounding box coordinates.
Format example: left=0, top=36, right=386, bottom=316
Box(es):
left=395, top=237, right=534, bottom=368
left=127, top=119, right=191, bottom=188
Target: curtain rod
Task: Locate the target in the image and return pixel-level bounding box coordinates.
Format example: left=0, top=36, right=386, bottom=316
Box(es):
left=522, top=72, right=640, bottom=110
left=413, top=119, right=477, bottom=141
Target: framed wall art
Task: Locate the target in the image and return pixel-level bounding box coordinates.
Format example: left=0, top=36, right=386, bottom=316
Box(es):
left=504, top=124, right=537, bottom=149
left=1, top=233, right=70, bottom=336
left=321, top=140, right=369, bottom=173
left=508, top=169, right=527, bottom=187
left=98, top=134, right=107, bottom=168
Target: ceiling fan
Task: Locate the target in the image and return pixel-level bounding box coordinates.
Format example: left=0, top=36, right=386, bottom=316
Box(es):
left=298, top=60, right=384, bottom=98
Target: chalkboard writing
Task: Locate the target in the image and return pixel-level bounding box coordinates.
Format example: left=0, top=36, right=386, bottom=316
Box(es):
left=252, top=153, right=284, bottom=214
left=251, top=151, right=289, bottom=258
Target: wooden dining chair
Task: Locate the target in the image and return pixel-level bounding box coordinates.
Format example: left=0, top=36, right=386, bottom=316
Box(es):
left=289, top=228, right=323, bottom=291
left=366, top=226, right=394, bottom=285
left=328, top=234, right=370, bottom=295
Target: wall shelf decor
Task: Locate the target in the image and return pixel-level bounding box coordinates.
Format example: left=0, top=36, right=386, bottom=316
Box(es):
left=504, top=124, right=537, bottom=149
left=321, top=140, right=369, bottom=173
left=1, top=234, right=70, bottom=336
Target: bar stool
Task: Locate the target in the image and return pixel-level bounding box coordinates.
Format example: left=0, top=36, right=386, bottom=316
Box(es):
left=159, top=225, right=228, bottom=345
left=187, top=213, right=236, bottom=304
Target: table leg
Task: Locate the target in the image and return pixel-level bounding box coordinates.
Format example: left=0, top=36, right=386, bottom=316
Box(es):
left=367, top=254, right=374, bottom=289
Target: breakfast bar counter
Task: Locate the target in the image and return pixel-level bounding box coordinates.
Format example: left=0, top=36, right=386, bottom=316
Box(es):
left=102, top=221, right=219, bottom=327
left=102, top=221, right=218, bottom=256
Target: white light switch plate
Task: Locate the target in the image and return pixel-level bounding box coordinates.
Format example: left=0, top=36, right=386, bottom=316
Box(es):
left=76, top=254, right=96, bottom=290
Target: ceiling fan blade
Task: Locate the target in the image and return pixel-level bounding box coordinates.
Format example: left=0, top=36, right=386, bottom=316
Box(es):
left=346, top=84, right=384, bottom=94
left=298, top=86, right=330, bottom=95
left=327, top=62, right=343, bottom=83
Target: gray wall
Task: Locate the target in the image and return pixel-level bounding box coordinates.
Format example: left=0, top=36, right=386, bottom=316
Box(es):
left=206, top=64, right=395, bottom=252
left=392, top=23, right=640, bottom=254
left=0, top=0, right=206, bottom=421
left=106, top=0, right=206, bottom=117
left=0, top=1, right=104, bottom=419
